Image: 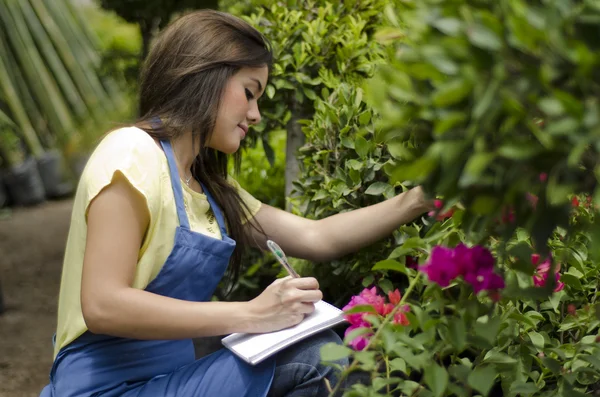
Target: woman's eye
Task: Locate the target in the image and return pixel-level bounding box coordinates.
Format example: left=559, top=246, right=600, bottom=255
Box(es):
left=245, top=88, right=255, bottom=100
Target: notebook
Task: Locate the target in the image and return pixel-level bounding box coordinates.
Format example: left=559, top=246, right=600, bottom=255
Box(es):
left=221, top=300, right=347, bottom=365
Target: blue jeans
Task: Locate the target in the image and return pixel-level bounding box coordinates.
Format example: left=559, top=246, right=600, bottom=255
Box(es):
left=268, top=330, right=349, bottom=397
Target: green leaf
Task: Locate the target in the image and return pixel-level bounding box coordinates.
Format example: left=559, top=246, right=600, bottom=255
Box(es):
left=355, top=136, right=370, bottom=158
left=459, top=152, right=495, bottom=186
left=358, top=111, right=371, bottom=125
left=432, top=78, right=473, bottom=107
left=541, top=357, right=562, bottom=374
left=372, top=259, right=407, bottom=274
left=387, top=141, right=413, bottom=159
left=365, top=182, right=391, bottom=196
left=497, top=143, right=540, bottom=160
left=474, top=316, right=502, bottom=344
left=424, top=363, right=448, bottom=397
left=581, top=354, right=600, bottom=370
left=483, top=351, right=518, bottom=364
left=510, top=381, right=539, bottom=394
left=432, top=18, right=463, bottom=36
left=528, top=331, right=545, bottom=351
left=266, top=84, right=276, bottom=99
left=448, top=318, right=467, bottom=351
left=467, top=365, right=497, bottom=396
left=560, top=274, right=583, bottom=290
left=468, top=24, right=502, bottom=50
left=390, top=358, right=407, bottom=373
left=343, top=327, right=372, bottom=345
left=344, top=304, right=377, bottom=314
left=320, top=342, right=352, bottom=362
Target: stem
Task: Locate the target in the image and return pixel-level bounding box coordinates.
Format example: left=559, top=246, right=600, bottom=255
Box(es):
left=384, top=355, right=391, bottom=395
left=329, top=272, right=423, bottom=397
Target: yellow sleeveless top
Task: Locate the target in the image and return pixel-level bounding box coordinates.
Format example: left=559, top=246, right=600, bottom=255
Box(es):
left=54, top=127, right=261, bottom=358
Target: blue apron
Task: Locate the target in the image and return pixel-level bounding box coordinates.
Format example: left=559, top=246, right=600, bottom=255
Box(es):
left=40, top=139, right=275, bottom=396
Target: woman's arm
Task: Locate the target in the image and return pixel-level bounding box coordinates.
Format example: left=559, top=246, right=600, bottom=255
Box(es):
left=81, top=174, right=320, bottom=339
left=248, top=187, right=433, bottom=263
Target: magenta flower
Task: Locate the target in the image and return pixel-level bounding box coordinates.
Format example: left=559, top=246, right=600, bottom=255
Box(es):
left=419, top=244, right=505, bottom=295
left=419, top=246, right=462, bottom=287
left=464, top=268, right=506, bottom=294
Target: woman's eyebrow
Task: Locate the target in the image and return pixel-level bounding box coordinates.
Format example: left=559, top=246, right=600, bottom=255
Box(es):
left=250, top=78, right=263, bottom=93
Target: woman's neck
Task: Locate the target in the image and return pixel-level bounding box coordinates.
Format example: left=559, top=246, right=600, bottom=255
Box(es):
left=171, top=132, right=197, bottom=171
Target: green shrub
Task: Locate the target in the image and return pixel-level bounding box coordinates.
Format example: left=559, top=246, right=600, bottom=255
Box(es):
left=314, top=1, right=600, bottom=396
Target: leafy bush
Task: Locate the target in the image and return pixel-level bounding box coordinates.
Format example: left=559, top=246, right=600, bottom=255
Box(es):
left=310, top=1, right=600, bottom=396
left=241, top=0, right=388, bottom=200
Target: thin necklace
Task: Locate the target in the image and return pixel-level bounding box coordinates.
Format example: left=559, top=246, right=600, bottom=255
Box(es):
left=184, top=172, right=193, bottom=186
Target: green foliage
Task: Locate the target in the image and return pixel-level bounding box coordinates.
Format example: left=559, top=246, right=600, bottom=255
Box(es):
left=237, top=0, right=391, bottom=304
left=366, top=0, right=600, bottom=255
left=234, top=130, right=286, bottom=208
left=98, top=0, right=219, bottom=27
left=239, top=0, right=387, bottom=158
left=80, top=4, right=141, bottom=93
left=302, top=0, right=600, bottom=395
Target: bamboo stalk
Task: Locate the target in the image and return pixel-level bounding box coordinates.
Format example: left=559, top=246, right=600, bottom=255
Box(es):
left=18, top=0, right=88, bottom=118
left=0, top=0, right=76, bottom=148
left=28, top=0, right=108, bottom=117
left=0, top=52, right=44, bottom=158
left=63, top=0, right=102, bottom=54
left=43, top=0, right=100, bottom=81
left=42, top=0, right=114, bottom=114
left=0, top=19, right=52, bottom=148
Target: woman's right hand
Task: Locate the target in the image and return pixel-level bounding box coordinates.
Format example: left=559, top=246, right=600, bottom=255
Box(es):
left=245, top=276, right=323, bottom=333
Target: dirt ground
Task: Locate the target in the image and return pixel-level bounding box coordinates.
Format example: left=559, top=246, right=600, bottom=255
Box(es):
left=0, top=199, right=73, bottom=397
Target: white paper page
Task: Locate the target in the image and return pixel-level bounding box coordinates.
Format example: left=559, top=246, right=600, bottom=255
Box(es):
left=228, top=300, right=343, bottom=359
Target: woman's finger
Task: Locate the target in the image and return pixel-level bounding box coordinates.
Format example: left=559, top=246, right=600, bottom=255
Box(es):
left=285, top=277, right=319, bottom=290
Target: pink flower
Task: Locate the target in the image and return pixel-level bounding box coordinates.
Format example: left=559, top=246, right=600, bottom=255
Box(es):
left=343, top=287, right=411, bottom=351
left=388, top=289, right=401, bottom=305
left=342, top=287, right=387, bottom=324
left=531, top=254, right=541, bottom=266
left=532, top=257, right=564, bottom=292
left=539, top=173, right=548, bottom=182
left=393, top=305, right=410, bottom=326
left=428, top=199, right=454, bottom=221
left=344, top=324, right=372, bottom=351
left=526, top=193, right=539, bottom=209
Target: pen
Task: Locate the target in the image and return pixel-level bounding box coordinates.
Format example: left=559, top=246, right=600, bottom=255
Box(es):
left=266, top=240, right=300, bottom=278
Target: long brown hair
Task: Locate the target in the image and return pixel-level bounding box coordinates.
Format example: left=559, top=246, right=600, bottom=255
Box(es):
left=135, top=10, right=273, bottom=283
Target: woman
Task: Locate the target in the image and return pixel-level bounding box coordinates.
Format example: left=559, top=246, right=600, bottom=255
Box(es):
left=40, top=10, right=432, bottom=397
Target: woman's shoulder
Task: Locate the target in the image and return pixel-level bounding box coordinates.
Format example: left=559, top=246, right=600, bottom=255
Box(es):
left=97, top=126, right=158, bottom=152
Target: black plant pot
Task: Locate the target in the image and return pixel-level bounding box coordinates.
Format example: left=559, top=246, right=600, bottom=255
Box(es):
left=36, top=150, right=73, bottom=199
left=0, top=174, right=7, bottom=208
left=3, top=157, right=46, bottom=206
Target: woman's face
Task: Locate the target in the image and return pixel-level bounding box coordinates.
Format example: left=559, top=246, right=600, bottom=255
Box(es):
left=208, top=66, right=269, bottom=154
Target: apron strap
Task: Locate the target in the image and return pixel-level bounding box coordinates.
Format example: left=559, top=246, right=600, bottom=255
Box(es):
left=160, top=139, right=191, bottom=230
left=200, top=182, right=229, bottom=238
left=160, top=141, right=190, bottom=229
left=150, top=116, right=190, bottom=230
